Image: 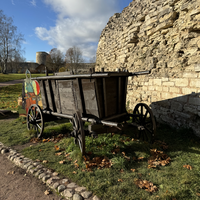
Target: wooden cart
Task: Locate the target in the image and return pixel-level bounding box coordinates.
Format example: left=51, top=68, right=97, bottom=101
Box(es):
left=26, top=69, right=156, bottom=155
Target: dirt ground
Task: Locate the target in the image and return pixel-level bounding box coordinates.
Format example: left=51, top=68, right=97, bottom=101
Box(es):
left=0, top=152, right=63, bottom=200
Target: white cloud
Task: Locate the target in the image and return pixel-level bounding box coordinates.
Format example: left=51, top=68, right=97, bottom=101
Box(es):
left=11, top=0, right=15, bottom=5
left=30, top=0, right=36, bottom=6
left=35, top=0, right=120, bottom=61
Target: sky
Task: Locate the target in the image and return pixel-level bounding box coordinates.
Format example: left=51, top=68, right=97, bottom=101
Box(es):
left=1, top=0, right=133, bottom=62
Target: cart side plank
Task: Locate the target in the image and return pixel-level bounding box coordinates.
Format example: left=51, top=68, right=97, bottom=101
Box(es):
left=73, top=79, right=83, bottom=114
left=58, top=80, right=75, bottom=115
left=46, top=79, right=57, bottom=112
left=51, top=80, right=61, bottom=113
left=103, top=77, right=118, bottom=117
left=118, top=77, right=122, bottom=114
left=40, top=80, right=49, bottom=109
left=81, top=79, right=99, bottom=117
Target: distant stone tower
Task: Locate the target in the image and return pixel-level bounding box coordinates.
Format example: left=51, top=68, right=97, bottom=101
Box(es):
left=36, top=52, right=48, bottom=65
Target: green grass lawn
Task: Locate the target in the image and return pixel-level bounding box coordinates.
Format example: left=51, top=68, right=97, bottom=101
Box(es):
left=0, top=114, right=200, bottom=200
left=0, top=84, right=22, bottom=111
left=0, top=73, right=51, bottom=83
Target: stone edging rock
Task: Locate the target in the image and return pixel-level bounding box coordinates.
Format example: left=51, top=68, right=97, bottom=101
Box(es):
left=0, top=142, right=101, bottom=200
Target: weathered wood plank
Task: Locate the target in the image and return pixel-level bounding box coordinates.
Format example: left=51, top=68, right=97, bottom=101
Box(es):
left=82, top=79, right=99, bottom=117
left=39, top=80, right=48, bottom=109
left=118, top=77, right=122, bottom=114
left=58, top=80, right=75, bottom=115
left=95, top=78, right=104, bottom=119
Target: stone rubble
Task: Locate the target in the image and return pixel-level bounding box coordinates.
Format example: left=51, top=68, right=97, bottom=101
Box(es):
left=0, top=142, right=101, bottom=200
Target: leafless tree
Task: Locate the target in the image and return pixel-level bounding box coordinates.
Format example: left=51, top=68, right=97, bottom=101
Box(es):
left=89, top=56, right=96, bottom=63
left=46, top=48, right=65, bottom=72
left=0, top=10, right=25, bottom=73
left=65, top=46, right=84, bottom=73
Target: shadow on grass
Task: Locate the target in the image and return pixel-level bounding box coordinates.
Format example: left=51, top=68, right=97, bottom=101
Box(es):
left=0, top=112, right=19, bottom=120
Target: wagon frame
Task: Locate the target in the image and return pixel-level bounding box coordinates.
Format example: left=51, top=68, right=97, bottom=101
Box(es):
left=26, top=69, right=156, bottom=155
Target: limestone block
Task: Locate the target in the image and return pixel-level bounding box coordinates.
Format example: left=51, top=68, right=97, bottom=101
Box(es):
left=180, top=3, right=190, bottom=11
left=138, top=31, right=146, bottom=38
left=161, top=29, right=169, bottom=35
left=162, top=92, right=175, bottom=99
left=155, top=86, right=162, bottom=91
left=146, top=28, right=156, bottom=36
left=145, top=16, right=158, bottom=26
left=162, top=87, right=169, bottom=92
left=176, top=95, right=188, bottom=103
left=184, top=104, right=198, bottom=114
left=190, top=7, right=200, bottom=16
left=155, top=19, right=174, bottom=32
left=182, top=72, right=198, bottom=78
left=174, top=78, right=188, bottom=87
left=148, top=86, right=155, bottom=91
left=194, top=64, right=200, bottom=72
left=162, top=81, right=175, bottom=86
left=188, top=37, right=200, bottom=47
left=184, top=47, right=198, bottom=55
left=169, top=87, right=181, bottom=93
left=194, top=13, right=200, bottom=21
left=161, top=78, right=169, bottom=82
left=143, top=86, right=148, bottom=91
left=190, top=79, right=200, bottom=88
left=128, top=27, right=140, bottom=35
left=153, top=79, right=162, bottom=86
left=148, top=10, right=159, bottom=18
left=171, top=101, right=183, bottom=111
left=137, top=14, right=146, bottom=21
left=174, top=110, right=191, bottom=119
left=174, top=42, right=184, bottom=52
left=159, top=12, right=177, bottom=23
left=143, top=24, right=154, bottom=32
left=189, top=97, right=200, bottom=106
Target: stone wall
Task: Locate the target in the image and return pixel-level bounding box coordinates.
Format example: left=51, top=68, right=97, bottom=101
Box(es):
left=95, top=0, right=200, bottom=136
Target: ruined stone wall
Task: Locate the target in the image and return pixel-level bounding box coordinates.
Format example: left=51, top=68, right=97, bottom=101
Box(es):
left=96, top=0, right=200, bottom=136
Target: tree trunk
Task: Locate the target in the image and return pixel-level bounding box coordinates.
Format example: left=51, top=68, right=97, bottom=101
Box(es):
left=3, top=59, right=7, bottom=74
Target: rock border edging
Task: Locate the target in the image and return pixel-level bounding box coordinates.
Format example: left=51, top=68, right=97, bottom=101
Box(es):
left=0, top=142, right=101, bottom=200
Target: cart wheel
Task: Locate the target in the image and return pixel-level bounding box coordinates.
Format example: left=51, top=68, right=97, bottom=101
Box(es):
left=27, top=104, right=44, bottom=138
left=132, top=103, right=156, bottom=143
left=71, top=111, right=85, bottom=155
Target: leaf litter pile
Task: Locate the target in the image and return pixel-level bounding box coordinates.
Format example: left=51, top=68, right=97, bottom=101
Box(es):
left=135, top=179, right=158, bottom=193
left=30, top=134, right=66, bottom=144
left=148, top=149, right=171, bottom=169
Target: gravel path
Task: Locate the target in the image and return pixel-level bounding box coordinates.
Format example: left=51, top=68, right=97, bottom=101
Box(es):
left=0, top=79, right=24, bottom=87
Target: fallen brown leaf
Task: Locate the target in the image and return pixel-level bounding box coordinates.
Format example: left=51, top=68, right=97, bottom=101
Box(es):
left=183, top=164, right=192, bottom=170
left=55, top=152, right=62, bottom=156
left=54, top=145, right=60, bottom=151
left=118, top=179, right=123, bottom=182
left=59, top=160, right=65, bottom=164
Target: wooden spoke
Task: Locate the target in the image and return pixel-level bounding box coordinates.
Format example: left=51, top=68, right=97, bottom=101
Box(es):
left=27, top=104, right=44, bottom=138
left=70, top=111, right=85, bottom=155
left=132, top=103, right=156, bottom=143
